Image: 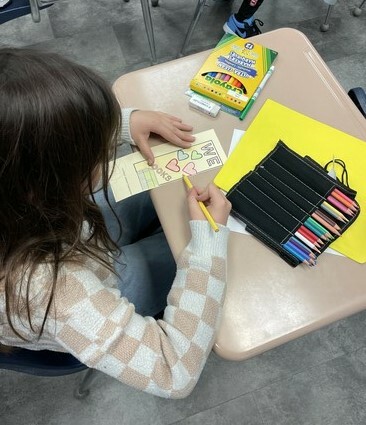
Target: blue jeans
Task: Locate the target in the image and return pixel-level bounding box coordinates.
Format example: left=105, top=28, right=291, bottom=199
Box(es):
left=94, top=189, right=176, bottom=317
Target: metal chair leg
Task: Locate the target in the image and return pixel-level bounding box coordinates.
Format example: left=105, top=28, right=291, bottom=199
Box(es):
left=179, top=0, right=207, bottom=58
left=320, top=4, right=335, bottom=32
left=29, top=0, right=41, bottom=22
left=353, top=0, right=365, bottom=16
left=73, top=369, right=98, bottom=399
left=140, top=0, right=157, bottom=64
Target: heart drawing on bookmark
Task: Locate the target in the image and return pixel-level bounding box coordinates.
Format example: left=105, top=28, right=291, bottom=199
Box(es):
left=191, top=150, right=202, bottom=160
left=177, top=150, right=189, bottom=161
left=166, top=158, right=180, bottom=172
left=182, top=162, right=197, bottom=175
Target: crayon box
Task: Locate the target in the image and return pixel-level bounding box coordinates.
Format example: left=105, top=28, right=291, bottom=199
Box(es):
left=189, top=34, right=278, bottom=111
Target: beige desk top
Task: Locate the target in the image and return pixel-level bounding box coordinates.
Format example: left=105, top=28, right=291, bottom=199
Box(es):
left=113, top=28, right=366, bottom=361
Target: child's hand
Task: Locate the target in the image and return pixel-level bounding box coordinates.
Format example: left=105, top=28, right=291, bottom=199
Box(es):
left=130, top=111, right=195, bottom=165
left=186, top=183, right=231, bottom=227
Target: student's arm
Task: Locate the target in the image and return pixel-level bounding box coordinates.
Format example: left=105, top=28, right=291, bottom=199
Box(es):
left=52, top=221, right=229, bottom=399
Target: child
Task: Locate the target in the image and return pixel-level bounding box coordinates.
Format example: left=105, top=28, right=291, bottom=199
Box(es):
left=223, top=0, right=265, bottom=38
left=0, top=48, right=231, bottom=399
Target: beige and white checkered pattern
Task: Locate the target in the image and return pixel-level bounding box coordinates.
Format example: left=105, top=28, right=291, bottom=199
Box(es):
left=0, top=221, right=229, bottom=399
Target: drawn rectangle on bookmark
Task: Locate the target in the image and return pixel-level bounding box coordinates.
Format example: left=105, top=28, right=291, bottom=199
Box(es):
left=110, top=129, right=226, bottom=202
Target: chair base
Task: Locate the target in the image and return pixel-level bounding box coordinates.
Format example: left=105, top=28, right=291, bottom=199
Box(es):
left=353, top=0, right=365, bottom=16
left=74, top=369, right=98, bottom=399
left=320, top=0, right=365, bottom=31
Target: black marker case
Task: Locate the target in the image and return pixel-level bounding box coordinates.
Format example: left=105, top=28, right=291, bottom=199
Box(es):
left=226, top=141, right=360, bottom=266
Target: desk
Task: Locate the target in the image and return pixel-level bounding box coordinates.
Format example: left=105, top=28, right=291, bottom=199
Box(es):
left=113, top=28, right=366, bottom=361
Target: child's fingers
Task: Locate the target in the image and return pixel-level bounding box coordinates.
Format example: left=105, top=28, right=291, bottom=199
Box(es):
left=160, top=113, right=194, bottom=133
left=135, top=136, right=155, bottom=166
left=158, top=124, right=195, bottom=147
left=186, top=187, right=206, bottom=221
left=196, top=183, right=231, bottom=226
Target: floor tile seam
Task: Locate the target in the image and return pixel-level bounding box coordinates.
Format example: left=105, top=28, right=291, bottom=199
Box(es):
left=248, top=347, right=362, bottom=397
left=251, top=390, right=268, bottom=425
left=341, top=0, right=365, bottom=12
left=45, top=9, right=57, bottom=41
left=325, top=50, right=366, bottom=65
left=29, top=24, right=126, bottom=60
left=169, top=390, right=274, bottom=425
left=280, top=9, right=355, bottom=30
left=49, top=14, right=146, bottom=40
left=178, top=349, right=357, bottom=418
left=33, top=28, right=115, bottom=47
left=167, top=386, right=271, bottom=425
left=347, top=344, right=366, bottom=361
left=166, top=395, right=250, bottom=425
left=88, top=351, right=366, bottom=424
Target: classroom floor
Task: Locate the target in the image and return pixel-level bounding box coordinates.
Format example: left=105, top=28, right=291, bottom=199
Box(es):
left=1, top=1, right=366, bottom=424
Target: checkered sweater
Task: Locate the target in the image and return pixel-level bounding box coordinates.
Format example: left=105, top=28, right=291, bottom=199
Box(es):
left=0, top=220, right=229, bottom=398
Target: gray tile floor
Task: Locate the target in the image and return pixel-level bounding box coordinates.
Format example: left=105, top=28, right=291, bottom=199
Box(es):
left=1, top=1, right=366, bottom=424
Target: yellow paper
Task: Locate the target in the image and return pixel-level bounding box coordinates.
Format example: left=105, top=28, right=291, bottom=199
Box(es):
left=214, top=99, right=366, bottom=263
left=110, top=129, right=226, bottom=202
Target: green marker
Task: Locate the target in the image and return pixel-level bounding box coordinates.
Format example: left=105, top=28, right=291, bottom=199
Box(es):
left=239, top=65, right=275, bottom=121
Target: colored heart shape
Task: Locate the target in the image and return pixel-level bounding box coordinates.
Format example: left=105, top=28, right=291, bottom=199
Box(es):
left=177, top=150, right=189, bottom=161
left=165, top=158, right=180, bottom=172
left=182, top=162, right=197, bottom=176
left=191, top=150, right=202, bottom=160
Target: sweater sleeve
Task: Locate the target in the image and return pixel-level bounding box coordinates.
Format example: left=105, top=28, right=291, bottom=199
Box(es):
left=119, top=108, right=138, bottom=145
left=52, top=221, right=230, bottom=399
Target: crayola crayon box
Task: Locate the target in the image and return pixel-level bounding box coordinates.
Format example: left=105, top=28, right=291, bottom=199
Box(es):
left=189, top=34, right=278, bottom=111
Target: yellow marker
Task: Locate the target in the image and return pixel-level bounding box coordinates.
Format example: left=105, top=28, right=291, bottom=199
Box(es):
left=183, top=175, right=219, bottom=232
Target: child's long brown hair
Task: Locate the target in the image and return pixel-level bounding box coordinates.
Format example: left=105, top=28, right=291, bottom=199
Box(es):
left=0, top=48, right=121, bottom=345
